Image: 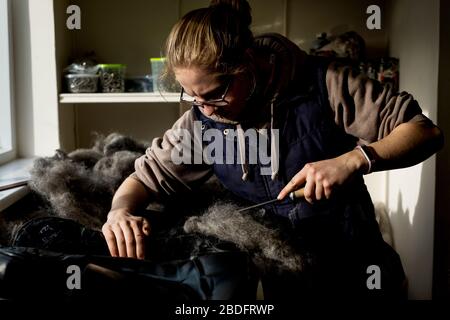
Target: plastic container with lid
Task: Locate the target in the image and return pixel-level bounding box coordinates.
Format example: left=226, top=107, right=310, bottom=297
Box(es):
left=98, top=64, right=126, bottom=93
left=65, top=74, right=99, bottom=93
left=150, top=58, right=180, bottom=93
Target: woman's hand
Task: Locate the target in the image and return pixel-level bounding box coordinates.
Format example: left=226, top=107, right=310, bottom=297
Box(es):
left=277, top=149, right=368, bottom=204
left=101, top=209, right=151, bottom=260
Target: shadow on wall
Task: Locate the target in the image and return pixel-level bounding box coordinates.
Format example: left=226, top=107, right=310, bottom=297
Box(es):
left=381, top=159, right=435, bottom=299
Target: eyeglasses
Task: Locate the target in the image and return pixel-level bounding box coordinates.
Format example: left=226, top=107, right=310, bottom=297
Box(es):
left=180, top=78, right=232, bottom=108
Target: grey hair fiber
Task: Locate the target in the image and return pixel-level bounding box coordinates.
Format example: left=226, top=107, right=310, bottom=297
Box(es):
left=21, top=132, right=305, bottom=275
left=184, top=202, right=303, bottom=273
left=28, top=133, right=149, bottom=230
left=92, top=132, right=148, bottom=156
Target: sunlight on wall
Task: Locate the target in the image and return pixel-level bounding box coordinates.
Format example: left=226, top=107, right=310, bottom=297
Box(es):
left=387, top=164, right=424, bottom=225
left=366, top=159, right=435, bottom=299
left=364, top=171, right=387, bottom=204
left=387, top=159, right=436, bottom=299
left=386, top=0, right=439, bottom=299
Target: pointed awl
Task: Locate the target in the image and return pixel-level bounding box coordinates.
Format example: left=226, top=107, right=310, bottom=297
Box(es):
left=237, top=188, right=305, bottom=212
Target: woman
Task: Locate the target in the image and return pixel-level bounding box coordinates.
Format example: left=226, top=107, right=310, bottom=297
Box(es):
left=102, top=0, right=443, bottom=298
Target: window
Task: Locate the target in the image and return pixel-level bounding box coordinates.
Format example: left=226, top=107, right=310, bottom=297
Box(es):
left=0, top=0, right=15, bottom=165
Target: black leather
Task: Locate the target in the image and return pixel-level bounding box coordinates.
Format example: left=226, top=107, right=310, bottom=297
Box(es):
left=0, top=246, right=257, bottom=301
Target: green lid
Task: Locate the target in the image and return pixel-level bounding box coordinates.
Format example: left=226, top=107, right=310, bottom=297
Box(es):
left=150, top=57, right=166, bottom=62
left=98, top=64, right=126, bottom=68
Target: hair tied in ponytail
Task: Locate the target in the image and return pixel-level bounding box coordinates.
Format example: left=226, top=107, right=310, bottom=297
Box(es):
left=209, top=0, right=252, bottom=28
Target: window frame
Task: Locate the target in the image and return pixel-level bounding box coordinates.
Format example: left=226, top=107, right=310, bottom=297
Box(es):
left=0, top=0, right=16, bottom=165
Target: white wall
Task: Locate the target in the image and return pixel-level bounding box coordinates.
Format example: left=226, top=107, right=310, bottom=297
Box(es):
left=379, top=0, right=440, bottom=299
left=54, top=0, right=76, bottom=151
left=12, top=0, right=60, bottom=157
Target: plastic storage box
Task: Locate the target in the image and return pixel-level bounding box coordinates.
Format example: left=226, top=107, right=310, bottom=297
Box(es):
left=98, top=64, right=126, bottom=93
left=150, top=58, right=180, bottom=92
left=65, top=74, right=99, bottom=93
left=150, top=58, right=165, bottom=92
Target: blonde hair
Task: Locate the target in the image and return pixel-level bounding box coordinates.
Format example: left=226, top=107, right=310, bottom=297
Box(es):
left=165, top=0, right=253, bottom=77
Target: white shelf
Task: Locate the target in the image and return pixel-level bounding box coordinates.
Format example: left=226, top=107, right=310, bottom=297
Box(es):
left=59, top=92, right=180, bottom=104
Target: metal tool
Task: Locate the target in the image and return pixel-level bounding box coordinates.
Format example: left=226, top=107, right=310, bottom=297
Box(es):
left=237, top=188, right=305, bottom=212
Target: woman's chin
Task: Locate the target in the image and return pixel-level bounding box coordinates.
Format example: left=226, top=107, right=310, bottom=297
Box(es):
left=206, top=112, right=238, bottom=124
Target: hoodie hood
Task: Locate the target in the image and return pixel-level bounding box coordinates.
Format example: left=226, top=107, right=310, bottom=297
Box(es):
left=252, top=33, right=308, bottom=101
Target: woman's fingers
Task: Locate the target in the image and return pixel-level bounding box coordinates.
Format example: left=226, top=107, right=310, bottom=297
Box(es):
left=278, top=160, right=343, bottom=204
left=131, top=222, right=146, bottom=260
left=112, top=224, right=127, bottom=258
left=102, top=215, right=150, bottom=259
left=142, top=219, right=151, bottom=236
left=277, top=166, right=307, bottom=200
left=304, top=169, right=316, bottom=204
left=323, top=180, right=332, bottom=199
left=315, top=177, right=324, bottom=202
left=122, top=222, right=137, bottom=259
left=102, top=225, right=119, bottom=257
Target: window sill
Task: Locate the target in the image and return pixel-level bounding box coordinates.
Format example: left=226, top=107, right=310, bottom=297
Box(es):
left=0, top=158, right=35, bottom=211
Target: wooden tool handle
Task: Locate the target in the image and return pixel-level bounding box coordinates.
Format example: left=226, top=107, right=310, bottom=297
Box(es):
left=289, top=187, right=305, bottom=200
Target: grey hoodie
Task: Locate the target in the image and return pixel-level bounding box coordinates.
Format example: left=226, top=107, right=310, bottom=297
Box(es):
left=131, top=34, right=431, bottom=198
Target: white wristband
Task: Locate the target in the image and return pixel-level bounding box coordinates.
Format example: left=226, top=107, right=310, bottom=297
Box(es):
left=355, top=145, right=372, bottom=175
